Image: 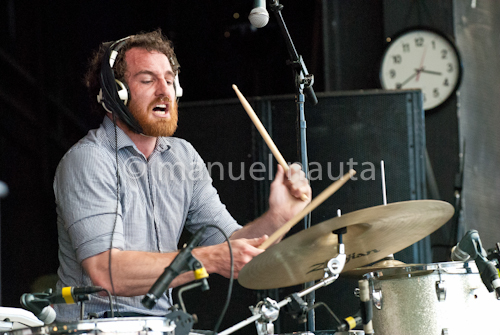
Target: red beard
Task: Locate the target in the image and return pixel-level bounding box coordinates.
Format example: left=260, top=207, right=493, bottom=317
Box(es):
left=128, top=98, right=178, bottom=137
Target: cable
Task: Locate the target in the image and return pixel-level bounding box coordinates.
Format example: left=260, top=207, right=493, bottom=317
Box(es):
left=206, top=225, right=233, bottom=335
left=102, top=288, right=115, bottom=318
left=108, top=115, right=121, bottom=317
left=306, top=302, right=342, bottom=327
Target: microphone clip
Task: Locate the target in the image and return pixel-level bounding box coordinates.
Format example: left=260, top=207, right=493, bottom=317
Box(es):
left=142, top=228, right=209, bottom=310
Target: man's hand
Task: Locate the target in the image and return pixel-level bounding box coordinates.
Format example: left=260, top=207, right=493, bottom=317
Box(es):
left=194, top=236, right=268, bottom=278
left=268, top=163, right=312, bottom=224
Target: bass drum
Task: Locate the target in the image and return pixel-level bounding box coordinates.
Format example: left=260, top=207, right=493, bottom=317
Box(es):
left=365, top=261, right=500, bottom=335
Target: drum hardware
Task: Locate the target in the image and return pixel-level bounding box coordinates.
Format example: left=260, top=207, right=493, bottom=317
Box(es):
left=177, top=281, right=210, bottom=314
left=252, top=298, right=280, bottom=335
left=435, top=274, right=446, bottom=302
left=219, top=239, right=346, bottom=335
left=343, top=257, right=419, bottom=278
left=358, top=280, right=373, bottom=335
left=369, top=287, right=382, bottom=311
left=487, top=242, right=500, bottom=264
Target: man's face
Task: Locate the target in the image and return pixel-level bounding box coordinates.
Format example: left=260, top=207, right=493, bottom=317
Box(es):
left=123, top=47, right=178, bottom=137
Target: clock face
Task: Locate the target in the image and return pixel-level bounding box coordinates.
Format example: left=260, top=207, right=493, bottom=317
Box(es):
left=380, top=29, right=462, bottom=110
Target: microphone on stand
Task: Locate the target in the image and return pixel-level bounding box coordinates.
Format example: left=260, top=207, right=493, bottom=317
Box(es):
left=451, top=229, right=500, bottom=298
left=20, top=286, right=104, bottom=324
left=249, top=0, right=269, bottom=28
left=19, top=293, right=56, bottom=325
left=47, top=286, right=104, bottom=304
left=142, top=226, right=208, bottom=309
left=336, top=311, right=362, bottom=332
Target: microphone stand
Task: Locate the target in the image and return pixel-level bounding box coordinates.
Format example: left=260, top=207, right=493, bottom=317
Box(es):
left=268, top=1, right=318, bottom=332
left=218, top=243, right=345, bottom=335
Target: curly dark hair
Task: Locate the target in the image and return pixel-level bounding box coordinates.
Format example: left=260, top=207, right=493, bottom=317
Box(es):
left=84, top=29, right=180, bottom=116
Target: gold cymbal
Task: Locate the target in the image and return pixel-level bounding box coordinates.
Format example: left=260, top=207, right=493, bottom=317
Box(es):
left=238, top=200, right=454, bottom=289
left=342, top=259, right=421, bottom=277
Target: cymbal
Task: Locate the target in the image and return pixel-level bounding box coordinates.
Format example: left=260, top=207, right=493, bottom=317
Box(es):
left=238, top=200, right=454, bottom=289
left=342, top=259, right=420, bottom=277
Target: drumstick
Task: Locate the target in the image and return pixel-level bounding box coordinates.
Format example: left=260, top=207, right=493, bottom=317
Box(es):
left=259, top=169, right=356, bottom=250
left=232, top=84, right=308, bottom=201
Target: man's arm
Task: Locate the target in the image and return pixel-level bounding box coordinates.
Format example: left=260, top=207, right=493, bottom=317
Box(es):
left=82, top=236, right=267, bottom=296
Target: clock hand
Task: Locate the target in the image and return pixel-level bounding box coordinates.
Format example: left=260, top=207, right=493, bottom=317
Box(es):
left=416, top=68, right=443, bottom=76
left=416, top=46, right=428, bottom=82
left=397, top=69, right=419, bottom=88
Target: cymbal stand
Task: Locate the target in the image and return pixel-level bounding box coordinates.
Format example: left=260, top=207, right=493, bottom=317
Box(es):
left=218, top=243, right=345, bottom=335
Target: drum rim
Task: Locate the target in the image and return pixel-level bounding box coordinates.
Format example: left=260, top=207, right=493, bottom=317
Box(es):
left=363, top=260, right=478, bottom=280
left=23, top=317, right=172, bottom=335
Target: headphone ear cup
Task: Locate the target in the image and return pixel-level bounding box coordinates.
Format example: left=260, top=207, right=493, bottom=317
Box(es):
left=115, top=79, right=130, bottom=105
left=174, top=74, right=183, bottom=98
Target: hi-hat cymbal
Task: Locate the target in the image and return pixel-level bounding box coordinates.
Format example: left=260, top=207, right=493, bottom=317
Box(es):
left=238, top=200, right=454, bottom=289
left=342, top=259, right=420, bottom=277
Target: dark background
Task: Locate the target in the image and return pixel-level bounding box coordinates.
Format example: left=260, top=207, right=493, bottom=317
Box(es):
left=0, top=0, right=460, bottom=333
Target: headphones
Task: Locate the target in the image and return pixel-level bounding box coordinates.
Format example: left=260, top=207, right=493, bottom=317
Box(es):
left=97, top=35, right=183, bottom=134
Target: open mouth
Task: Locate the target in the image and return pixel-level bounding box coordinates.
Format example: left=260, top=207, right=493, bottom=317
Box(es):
left=153, top=104, right=167, bottom=115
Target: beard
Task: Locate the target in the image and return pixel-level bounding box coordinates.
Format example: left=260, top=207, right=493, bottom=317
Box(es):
left=128, top=98, right=179, bottom=137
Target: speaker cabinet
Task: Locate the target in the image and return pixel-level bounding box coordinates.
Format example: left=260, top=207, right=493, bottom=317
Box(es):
left=269, top=89, right=428, bottom=264
left=176, top=89, right=427, bottom=333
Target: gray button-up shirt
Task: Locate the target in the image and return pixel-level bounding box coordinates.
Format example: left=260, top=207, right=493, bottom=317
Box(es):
left=54, top=117, right=241, bottom=322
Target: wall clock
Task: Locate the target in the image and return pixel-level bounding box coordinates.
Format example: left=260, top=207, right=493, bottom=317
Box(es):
left=380, top=28, right=462, bottom=111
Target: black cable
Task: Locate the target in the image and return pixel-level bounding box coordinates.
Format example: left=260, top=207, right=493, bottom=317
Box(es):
left=108, top=115, right=121, bottom=317
left=101, top=288, right=115, bottom=318
left=205, top=224, right=233, bottom=335
left=306, top=302, right=342, bottom=327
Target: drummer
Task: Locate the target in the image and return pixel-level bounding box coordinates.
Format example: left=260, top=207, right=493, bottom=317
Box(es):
left=53, top=29, right=311, bottom=322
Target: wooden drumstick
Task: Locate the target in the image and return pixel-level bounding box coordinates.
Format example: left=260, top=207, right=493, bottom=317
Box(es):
left=258, top=169, right=356, bottom=250
left=232, top=84, right=308, bottom=201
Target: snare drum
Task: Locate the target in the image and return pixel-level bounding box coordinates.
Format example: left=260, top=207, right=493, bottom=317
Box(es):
left=7, top=317, right=176, bottom=335
left=365, top=261, right=500, bottom=335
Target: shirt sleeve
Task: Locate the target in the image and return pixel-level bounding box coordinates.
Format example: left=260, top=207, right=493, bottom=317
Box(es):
left=54, top=144, right=125, bottom=263
left=184, top=146, right=242, bottom=245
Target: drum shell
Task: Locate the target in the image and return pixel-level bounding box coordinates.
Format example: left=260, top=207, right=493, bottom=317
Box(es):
left=365, top=261, right=500, bottom=335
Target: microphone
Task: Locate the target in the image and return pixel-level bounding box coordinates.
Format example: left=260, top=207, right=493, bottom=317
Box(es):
left=20, top=294, right=56, bottom=325
left=451, top=230, right=500, bottom=298
left=48, top=286, right=104, bottom=304
left=336, top=311, right=362, bottom=332
left=249, top=0, right=269, bottom=28
left=142, top=226, right=208, bottom=309
left=20, top=286, right=104, bottom=324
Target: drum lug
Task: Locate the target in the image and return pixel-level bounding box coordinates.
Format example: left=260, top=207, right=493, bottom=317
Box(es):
left=372, top=288, right=383, bottom=310
left=436, top=280, right=447, bottom=301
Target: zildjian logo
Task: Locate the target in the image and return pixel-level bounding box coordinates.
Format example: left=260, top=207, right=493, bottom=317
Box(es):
left=306, top=249, right=381, bottom=275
